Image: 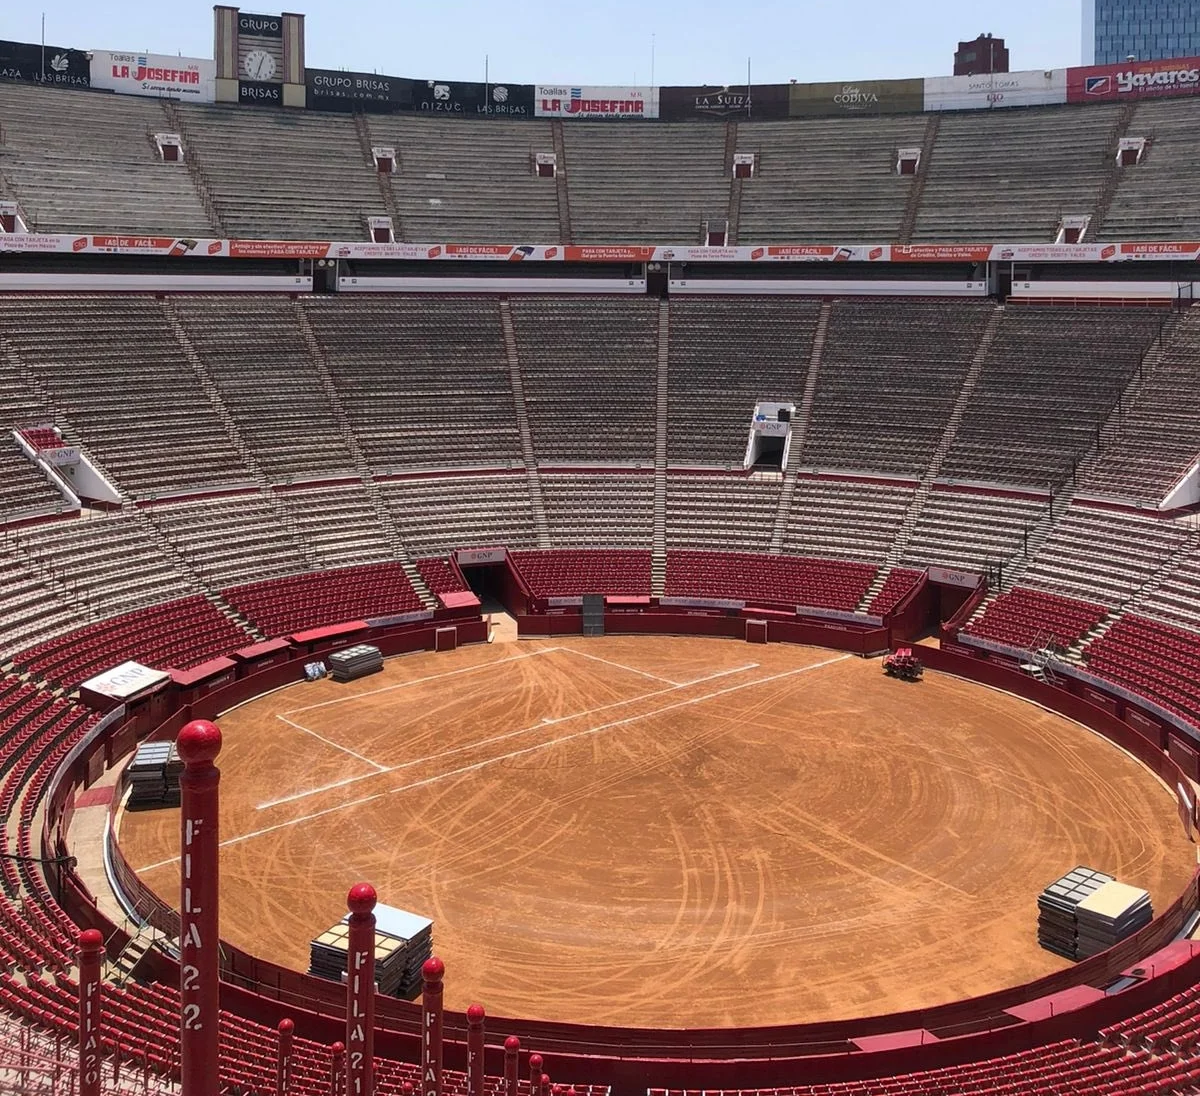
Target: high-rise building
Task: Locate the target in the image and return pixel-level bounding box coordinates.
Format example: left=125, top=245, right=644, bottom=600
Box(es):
left=954, top=34, right=1010, bottom=76
left=1083, top=0, right=1200, bottom=65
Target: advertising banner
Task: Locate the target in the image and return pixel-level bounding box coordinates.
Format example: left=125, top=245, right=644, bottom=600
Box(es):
left=306, top=68, right=412, bottom=112
left=789, top=77, right=923, bottom=117
left=0, top=39, right=90, bottom=87
left=659, top=85, right=752, bottom=121
left=237, top=11, right=283, bottom=37
left=923, top=68, right=1066, bottom=112
left=238, top=79, right=282, bottom=105
left=1067, top=56, right=1200, bottom=102
left=90, top=50, right=215, bottom=102
left=535, top=84, right=659, bottom=119
left=410, top=79, right=534, bottom=116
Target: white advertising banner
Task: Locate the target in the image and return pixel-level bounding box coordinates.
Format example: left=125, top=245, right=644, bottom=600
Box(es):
left=81, top=660, right=170, bottom=700
left=535, top=84, right=659, bottom=119
left=923, top=68, right=1066, bottom=112
left=90, top=50, right=215, bottom=102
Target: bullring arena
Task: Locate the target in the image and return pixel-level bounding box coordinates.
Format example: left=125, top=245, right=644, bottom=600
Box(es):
left=8, top=14, right=1200, bottom=1096
left=117, top=637, right=1195, bottom=1029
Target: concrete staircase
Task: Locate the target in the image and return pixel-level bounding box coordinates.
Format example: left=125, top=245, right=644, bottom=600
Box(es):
left=1089, top=100, right=1139, bottom=237
left=159, top=298, right=266, bottom=486
left=551, top=120, right=573, bottom=243
left=997, top=481, right=1077, bottom=591
left=724, top=120, right=742, bottom=244
left=652, top=299, right=671, bottom=595
left=897, top=113, right=941, bottom=243
left=499, top=298, right=552, bottom=548
left=292, top=302, right=437, bottom=609
left=769, top=299, right=832, bottom=552
left=160, top=100, right=227, bottom=236
left=354, top=112, right=403, bottom=239
left=858, top=304, right=1004, bottom=610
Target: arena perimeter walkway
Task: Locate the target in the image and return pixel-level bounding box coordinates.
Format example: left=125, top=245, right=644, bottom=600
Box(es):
left=117, top=637, right=1196, bottom=1028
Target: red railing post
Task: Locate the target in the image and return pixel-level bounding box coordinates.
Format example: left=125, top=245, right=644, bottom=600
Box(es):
left=466, top=1004, right=485, bottom=1096
left=346, top=883, right=377, bottom=1096
left=78, top=928, right=103, bottom=1096
left=329, top=1042, right=345, bottom=1096
left=277, top=1018, right=294, bottom=1096
left=503, top=1036, right=520, bottom=1096
left=421, top=957, right=445, bottom=1096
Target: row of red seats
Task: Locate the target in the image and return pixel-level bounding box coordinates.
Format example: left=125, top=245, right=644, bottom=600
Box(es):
left=665, top=551, right=876, bottom=611
left=868, top=568, right=923, bottom=617
left=417, top=555, right=470, bottom=597
left=19, top=425, right=62, bottom=451
left=963, top=586, right=1107, bottom=650
left=224, top=562, right=423, bottom=636
left=511, top=549, right=653, bottom=597
left=14, top=596, right=253, bottom=685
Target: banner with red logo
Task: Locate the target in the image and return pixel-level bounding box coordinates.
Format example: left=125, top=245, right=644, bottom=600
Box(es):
left=90, top=49, right=215, bottom=101
left=1067, top=56, right=1200, bottom=102
left=535, top=84, right=659, bottom=119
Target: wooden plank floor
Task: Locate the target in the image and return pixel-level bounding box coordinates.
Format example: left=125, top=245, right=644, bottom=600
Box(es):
left=117, top=637, right=1197, bottom=1028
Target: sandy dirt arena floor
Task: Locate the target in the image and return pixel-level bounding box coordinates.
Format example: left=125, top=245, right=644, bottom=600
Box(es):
left=116, top=636, right=1197, bottom=1028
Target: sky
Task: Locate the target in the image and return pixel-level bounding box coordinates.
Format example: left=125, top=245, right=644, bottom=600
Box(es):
left=4, top=0, right=1085, bottom=85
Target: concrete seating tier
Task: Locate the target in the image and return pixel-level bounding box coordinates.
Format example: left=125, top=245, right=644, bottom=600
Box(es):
left=1134, top=554, right=1200, bottom=632
left=963, top=586, right=1108, bottom=651
left=665, top=550, right=876, bottom=610
left=665, top=473, right=781, bottom=552
left=1083, top=613, right=1200, bottom=723
left=0, top=442, right=65, bottom=522
left=784, top=478, right=914, bottom=562
left=563, top=122, right=729, bottom=242
left=667, top=297, right=819, bottom=465
left=178, top=102, right=381, bottom=239
left=170, top=296, right=356, bottom=478
left=0, top=295, right=251, bottom=497
left=1098, top=99, right=1200, bottom=240
left=801, top=299, right=994, bottom=476
left=370, top=115, right=559, bottom=241
left=0, top=83, right=211, bottom=235
left=12, top=595, right=251, bottom=686
left=542, top=471, right=654, bottom=546
left=380, top=473, right=538, bottom=555
left=301, top=296, right=521, bottom=470
left=737, top=115, right=927, bottom=242
left=0, top=543, right=93, bottom=655
left=941, top=307, right=1167, bottom=489
left=276, top=484, right=395, bottom=565
left=1020, top=504, right=1190, bottom=606
left=222, top=562, right=422, bottom=637
left=511, top=296, right=659, bottom=463
left=911, top=103, right=1120, bottom=242
left=903, top=489, right=1048, bottom=572
left=1081, top=309, right=1200, bottom=503
left=510, top=549, right=652, bottom=597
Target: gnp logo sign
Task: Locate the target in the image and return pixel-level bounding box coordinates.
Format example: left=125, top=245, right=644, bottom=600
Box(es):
left=535, top=84, right=659, bottom=119
left=1068, top=56, right=1200, bottom=101
left=90, top=50, right=215, bottom=101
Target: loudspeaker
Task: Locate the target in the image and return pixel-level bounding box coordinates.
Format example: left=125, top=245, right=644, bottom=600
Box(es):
left=778, top=408, right=792, bottom=422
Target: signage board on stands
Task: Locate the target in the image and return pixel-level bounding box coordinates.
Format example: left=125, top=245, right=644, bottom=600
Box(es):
left=90, top=49, right=215, bottom=101
left=1067, top=56, right=1200, bottom=102
left=535, top=84, right=659, bottom=119
left=0, top=39, right=90, bottom=86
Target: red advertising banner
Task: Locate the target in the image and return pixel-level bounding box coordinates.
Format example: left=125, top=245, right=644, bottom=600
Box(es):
left=1067, top=56, right=1200, bottom=102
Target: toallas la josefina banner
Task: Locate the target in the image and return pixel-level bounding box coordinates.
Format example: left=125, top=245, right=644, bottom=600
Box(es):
left=90, top=49, right=214, bottom=101
left=535, top=84, right=659, bottom=119
left=7, top=234, right=1200, bottom=263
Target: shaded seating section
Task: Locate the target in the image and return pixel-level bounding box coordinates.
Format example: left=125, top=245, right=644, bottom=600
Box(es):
left=904, top=488, right=1047, bottom=572
left=511, top=296, right=658, bottom=463
left=1098, top=99, right=1200, bottom=240
left=1081, top=309, right=1200, bottom=503
left=303, top=296, right=521, bottom=470
left=1020, top=504, right=1190, bottom=606
left=650, top=1039, right=1200, bottom=1096
left=962, top=587, right=1107, bottom=651
left=170, top=296, right=356, bottom=478
left=223, top=562, right=422, bottom=637
left=371, top=115, right=560, bottom=241
left=802, top=300, right=994, bottom=476
left=667, top=297, right=818, bottom=465
left=542, top=471, right=654, bottom=546
left=563, top=122, right=729, bottom=242
left=1082, top=614, right=1200, bottom=722
left=738, top=116, right=926, bottom=242
left=911, top=103, right=1119, bottom=241
left=510, top=549, right=652, bottom=597
left=142, top=491, right=312, bottom=586
left=665, top=473, right=781, bottom=552
left=784, top=478, right=914, bottom=562
left=179, top=102, right=380, bottom=238
left=382, top=473, right=538, bottom=555
left=0, top=83, right=211, bottom=235
left=0, top=544, right=93, bottom=656
left=869, top=568, right=923, bottom=616
left=0, top=440, right=65, bottom=521
left=665, top=550, right=876, bottom=610
left=415, top=557, right=469, bottom=597
left=941, top=308, right=1166, bottom=489
left=11, top=596, right=252, bottom=686
left=11, top=512, right=203, bottom=618
left=0, top=295, right=251, bottom=497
